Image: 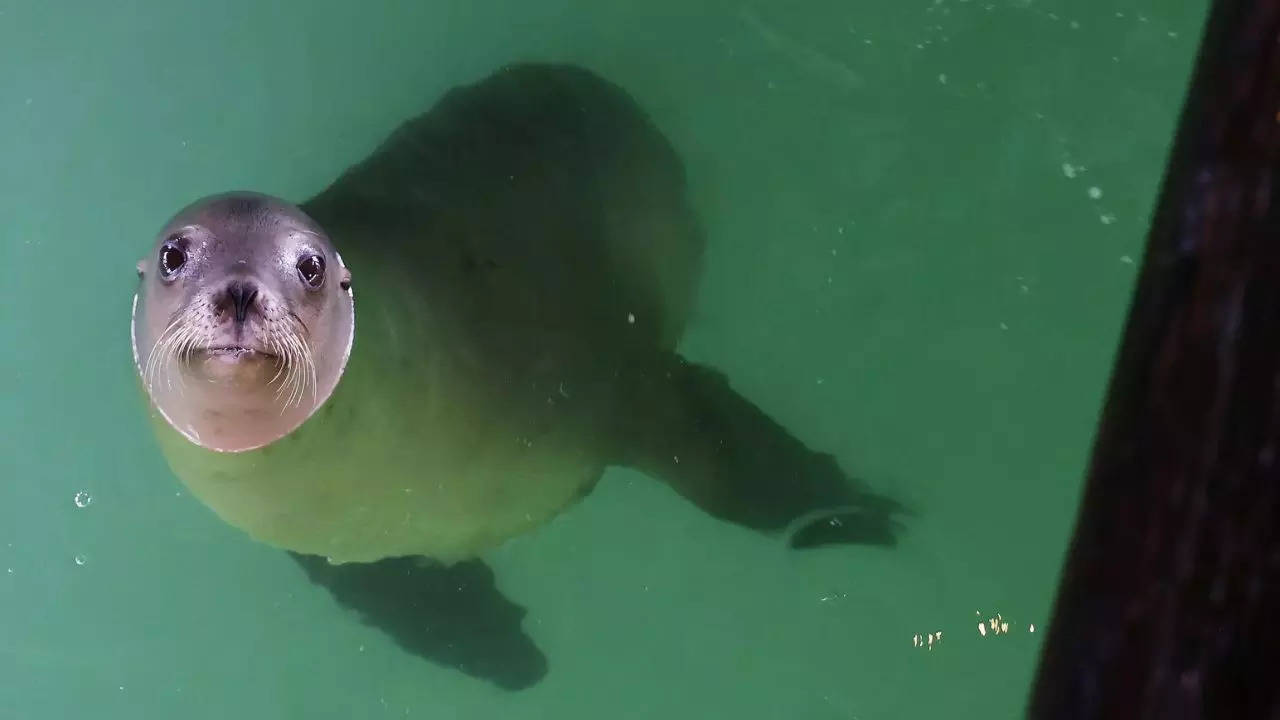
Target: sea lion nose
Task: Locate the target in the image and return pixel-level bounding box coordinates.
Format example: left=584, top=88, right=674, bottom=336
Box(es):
left=225, top=280, right=259, bottom=324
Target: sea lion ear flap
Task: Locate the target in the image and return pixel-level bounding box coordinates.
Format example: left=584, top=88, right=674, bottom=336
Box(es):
left=339, top=267, right=352, bottom=291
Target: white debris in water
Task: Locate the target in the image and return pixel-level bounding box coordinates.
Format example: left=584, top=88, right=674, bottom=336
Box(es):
left=73, top=491, right=92, bottom=508
left=938, top=73, right=948, bottom=84
left=1000, top=322, right=1009, bottom=331
left=1088, top=186, right=1103, bottom=199
left=627, top=313, right=635, bottom=324
left=74, top=554, right=87, bottom=566
left=1061, top=163, right=1078, bottom=178
left=912, top=631, right=943, bottom=650
left=1029, top=624, right=1037, bottom=633
left=1120, top=255, right=1134, bottom=264
left=1070, top=21, right=1080, bottom=29
left=978, top=623, right=987, bottom=636
left=1100, top=213, right=1117, bottom=225
left=1167, top=31, right=1179, bottom=39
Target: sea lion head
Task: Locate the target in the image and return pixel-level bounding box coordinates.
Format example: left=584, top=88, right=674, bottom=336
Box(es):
left=131, top=191, right=354, bottom=452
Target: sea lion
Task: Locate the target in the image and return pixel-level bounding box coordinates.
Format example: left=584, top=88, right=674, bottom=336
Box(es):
left=130, top=62, right=902, bottom=682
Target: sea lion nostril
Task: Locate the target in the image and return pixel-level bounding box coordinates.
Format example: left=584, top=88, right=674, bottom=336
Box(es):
left=226, top=281, right=259, bottom=323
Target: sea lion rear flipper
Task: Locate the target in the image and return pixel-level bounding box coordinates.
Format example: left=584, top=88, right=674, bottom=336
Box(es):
left=615, top=354, right=906, bottom=548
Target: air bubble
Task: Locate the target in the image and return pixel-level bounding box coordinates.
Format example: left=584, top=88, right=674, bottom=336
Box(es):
left=74, top=554, right=87, bottom=566
left=73, top=491, right=92, bottom=508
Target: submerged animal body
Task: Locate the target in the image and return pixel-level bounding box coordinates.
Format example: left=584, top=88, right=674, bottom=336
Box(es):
left=131, top=65, right=901, bottom=680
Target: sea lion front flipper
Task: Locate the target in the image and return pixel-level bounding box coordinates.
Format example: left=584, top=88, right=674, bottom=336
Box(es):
left=614, top=354, right=906, bottom=549
left=287, top=552, right=546, bottom=691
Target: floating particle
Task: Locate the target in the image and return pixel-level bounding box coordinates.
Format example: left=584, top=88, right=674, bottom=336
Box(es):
left=1120, top=255, right=1134, bottom=264
left=74, top=555, right=87, bottom=566
left=627, top=313, right=636, bottom=324
left=1062, top=163, right=1077, bottom=179
left=938, top=73, right=948, bottom=84
left=1101, top=213, right=1117, bottom=225
left=1088, top=186, right=1103, bottom=199
left=73, top=491, right=92, bottom=508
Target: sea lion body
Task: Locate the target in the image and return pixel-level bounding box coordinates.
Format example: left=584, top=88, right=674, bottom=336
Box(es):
left=142, top=65, right=702, bottom=564
left=136, top=63, right=900, bottom=580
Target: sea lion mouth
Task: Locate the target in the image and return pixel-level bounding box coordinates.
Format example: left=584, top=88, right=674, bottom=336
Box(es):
left=197, top=346, right=279, bottom=361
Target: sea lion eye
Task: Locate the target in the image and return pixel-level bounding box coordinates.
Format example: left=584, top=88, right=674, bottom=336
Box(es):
left=158, top=242, right=186, bottom=278
left=297, top=254, right=325, bottom=289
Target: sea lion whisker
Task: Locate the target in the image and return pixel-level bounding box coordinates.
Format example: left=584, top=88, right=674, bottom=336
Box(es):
left=146, top=316, right=187, bottom=393
left=288, top=332, right=310, bottom=409
left=144, top=312, right=186, bottom=390
left=278, top=330, right=302, bottom=412
left=294, top=325, right=319, bottom=407
left=164, top=322, right=197, bottom=394
left=266, top=326, right=289, bottom=388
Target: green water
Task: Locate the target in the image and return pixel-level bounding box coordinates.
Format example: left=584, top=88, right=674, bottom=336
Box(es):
left=2, top=1, right=1207, bottom=717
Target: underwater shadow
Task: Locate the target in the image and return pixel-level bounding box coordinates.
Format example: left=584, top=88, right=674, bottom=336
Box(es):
left=288, top=552, right=547, bottom=691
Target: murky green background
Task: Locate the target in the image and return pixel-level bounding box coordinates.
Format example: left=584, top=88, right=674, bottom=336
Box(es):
left=1, top=1, right=1206, bottom=717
